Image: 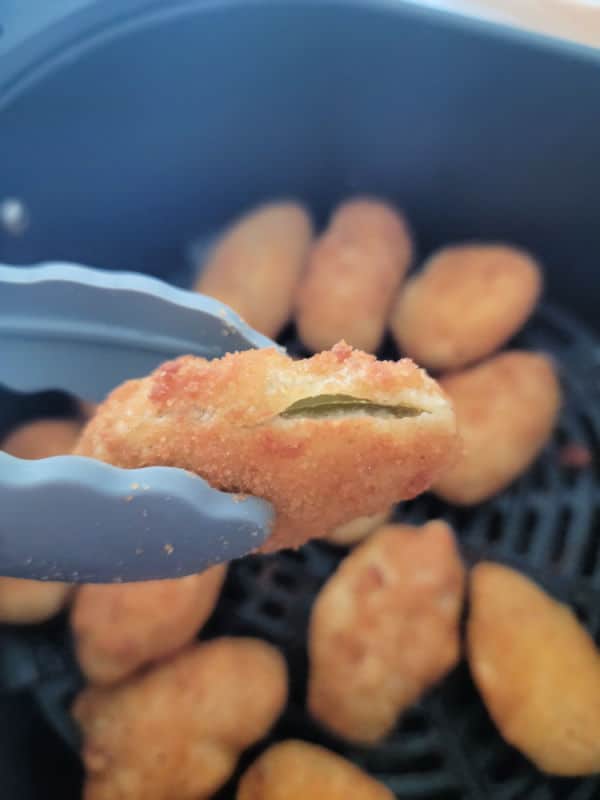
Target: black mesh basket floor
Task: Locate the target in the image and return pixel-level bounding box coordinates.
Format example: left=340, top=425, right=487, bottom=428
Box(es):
left=1, top=302, right=600, bottom=800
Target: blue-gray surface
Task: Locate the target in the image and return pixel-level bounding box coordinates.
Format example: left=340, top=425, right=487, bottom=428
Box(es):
left=2, top=1, right=600, bottom=327
left=0, top=264, right=275, bottom=581
left=0, top=451, right=272, bottom=582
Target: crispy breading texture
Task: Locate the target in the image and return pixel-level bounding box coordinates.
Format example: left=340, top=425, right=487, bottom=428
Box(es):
left=390, top=244, right=542, bottom=370
left=74, top=342, right=457, bottom=553
left=296, top=198, right=413, bottom=353
left=71, top=564, right=226, bottom=685
left=195, top=202, right=313, bottom=338
left=325, top=508, right=392, bottom=547
left=236, top=740, right=394, bottom=800
left=0, top=418, right=82, bottom=623
left=308, top=521, right=465, bottom=743
left=73, top=637, right=288, bottom=800
left=468, top=563, right=600, bottom=776
left=433, top=351, right=561, bottom=505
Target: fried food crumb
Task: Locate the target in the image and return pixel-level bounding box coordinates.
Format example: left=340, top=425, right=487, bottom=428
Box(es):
left=196, top=201, right=313, bottom=338
left=390, top=243, right=542, bottom=370
left=296, top=198, right=413, bottom=353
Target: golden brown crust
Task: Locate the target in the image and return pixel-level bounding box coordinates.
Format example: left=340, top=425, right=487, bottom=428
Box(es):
left=73, top=637, right=288, bottom=800
left=71, top=565, right=226, bottom=685
left=236, top=740, right=395, bottom=800
left=75, top=343, right=458, bottom=552
left=195, top=202, right=313, bottom=338
left=296, top=198, right=413, bottom=353
left=468, top=563, right=600, bottom=776
left=390, top=244, right=542, bottom=370
left=433, top=350, right=561, bottom=505
left=308, top=521, right=465, bottom=743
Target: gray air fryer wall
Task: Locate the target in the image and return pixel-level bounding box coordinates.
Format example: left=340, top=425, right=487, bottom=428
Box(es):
left=2, top=1, right=600, bottom=327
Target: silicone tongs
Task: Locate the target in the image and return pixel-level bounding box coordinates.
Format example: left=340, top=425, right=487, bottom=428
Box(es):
left=0, top=264, right=276, bottom=583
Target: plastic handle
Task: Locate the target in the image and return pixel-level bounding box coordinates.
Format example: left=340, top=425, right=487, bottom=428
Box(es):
left=0, top=451, right=273, bottom=582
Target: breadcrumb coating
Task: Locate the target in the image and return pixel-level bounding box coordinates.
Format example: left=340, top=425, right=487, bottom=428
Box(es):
left=74, top=343, right=457, bottom=552
left=297, top=198, right=413, bottom=353
left=469, top=563, right=600, bottom=775
left=308, top=521, right=465, bottom=743
left=237, top=740, right=394, bottom=800
left=73, top=637, right=288, bottom=800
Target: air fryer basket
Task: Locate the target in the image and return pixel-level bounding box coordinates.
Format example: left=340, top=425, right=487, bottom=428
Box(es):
left=1, top=300, right=599, bottom=800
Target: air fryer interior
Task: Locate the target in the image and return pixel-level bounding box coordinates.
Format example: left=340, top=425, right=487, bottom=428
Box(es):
left=2, top=306, right=600, bottom=800
left=2, top=2, right=600, bottom=800
left=3, top=1, right=600, bottom=327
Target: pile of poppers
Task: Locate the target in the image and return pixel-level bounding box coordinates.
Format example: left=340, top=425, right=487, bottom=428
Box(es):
left=1, top=196, right=597, bottom=800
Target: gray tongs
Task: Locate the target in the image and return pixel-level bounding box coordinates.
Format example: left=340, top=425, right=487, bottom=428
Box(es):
left=0, top=264, right=276, bottom=583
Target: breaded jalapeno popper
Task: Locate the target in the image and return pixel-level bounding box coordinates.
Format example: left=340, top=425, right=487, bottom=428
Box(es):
left=237, top=740, right=395, bottom=800
left=74, top=343, right=458, bottom=553
left=73, top=637, right=288, bottom=800
left=468, top=563, right=600, bottom=776
left=296, top=199, right=413, bottom=354
left=308, top=521, right=465, bottom=744
left=433, top=351, right=560, bottom=506
left=390, top=244, right=542, bottom=371
left=195, top=201, right=313, bottom=338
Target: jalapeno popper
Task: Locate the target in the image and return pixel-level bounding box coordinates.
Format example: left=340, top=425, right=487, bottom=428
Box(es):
left=74, top=342, right=458, bottom=553
left=296, top=199, right=413, bottom=353
left=195, top=201, right=313, bottom=338
left=390, top=243, right=542, bottom=371
left=73, top=637, right=288, bottom=800
left=433, top=351, right=561, bottom=505
left=308, top=521, right=465, bottom=743
left=71, top=565, right=226, bottom=685
left=237, top=740, right=394, bottom=800
left=468, top=563, right=600, bottom=776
